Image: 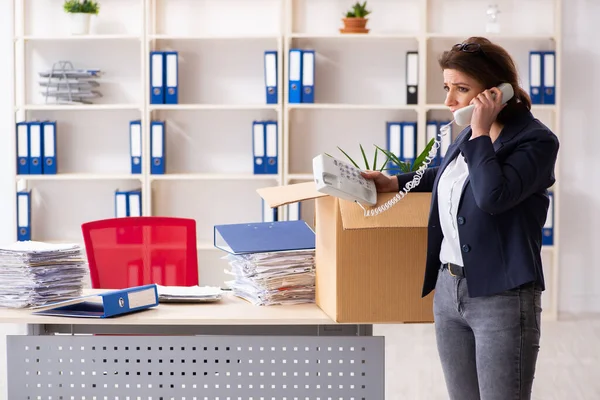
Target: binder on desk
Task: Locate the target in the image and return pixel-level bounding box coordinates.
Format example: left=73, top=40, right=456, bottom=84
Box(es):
left=402, top=122, right=417, bottom=167
left=128, top=189, right=142, bottom=217
left=28, top=121, right=43, bottom=175
left=32, top=284, right=159, bottom=318
left=42, top=121, right=57, bottom=174
left=426, top=121, right=440, bottom=167
left=253, top=121, right=266, bottom=174
left=150, top=51, right=165, bottom=104
left=543, top=51, right=556, bottom=104
left=262, top=199, right=278, bottom=222
left=114, top=190, right=129, bottom=218
left=130, top=120, right=142, bottom=174
left=543, top=191, right=554, bottom=246
left=406, top=51, right=419, bottom=105
left=264, top=50, right=278, bottom=104
left=386, top=122, right=402, bottom=174
left=301, top=50, right=315, bottom=103
left=288, top=49, right=302, bottom=104
left=165, top=51, right=179, bottom=104
left=16, top=190, right=31, bottom=241
left=16, top=121, right=29, bottom=175
left=529, top=51, right=542, bottom=104
left=150, top=120, right=166, bottom=174
left=214, top=220, right=315, bottom=255
left=265, top=121, right=278, bottom=174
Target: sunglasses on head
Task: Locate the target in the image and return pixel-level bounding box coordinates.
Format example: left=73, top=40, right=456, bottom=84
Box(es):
left=452, top=43, right=483, bottom=54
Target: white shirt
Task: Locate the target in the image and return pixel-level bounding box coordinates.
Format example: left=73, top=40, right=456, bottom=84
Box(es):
left=437, top=153, right=470, bottom=266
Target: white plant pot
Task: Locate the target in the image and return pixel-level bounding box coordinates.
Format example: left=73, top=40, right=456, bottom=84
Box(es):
left=69, top=13, right=91, bottom=35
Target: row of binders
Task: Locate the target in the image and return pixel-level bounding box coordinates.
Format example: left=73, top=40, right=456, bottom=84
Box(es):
left=150, top=51, right=179, bottom=104
left=253, top=120, right=278, bottom=174
left=129, top=120, right=166, bottom=174
left=115, top=189, right=142, bottom=218
left=529, top=51, right=555, bottom=104
left=16, top=121, right=57, bottom=175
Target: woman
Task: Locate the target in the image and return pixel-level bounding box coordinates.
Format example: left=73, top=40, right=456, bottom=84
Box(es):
left=362, top=37, right=559, bottom=400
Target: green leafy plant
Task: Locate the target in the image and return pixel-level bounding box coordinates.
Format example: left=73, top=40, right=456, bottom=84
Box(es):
left=331, top=138, right=437, bottom=174
left=63, top=0, right=100, bottom=14
left=345, top=1, right=371, bottom=18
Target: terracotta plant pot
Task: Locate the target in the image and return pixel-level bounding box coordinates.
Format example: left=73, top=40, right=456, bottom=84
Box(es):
left=340, top=17, right=370, bottom=34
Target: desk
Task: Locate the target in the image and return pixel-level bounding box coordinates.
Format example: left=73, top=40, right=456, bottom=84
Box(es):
left=1, top=291, right=384, bottom=399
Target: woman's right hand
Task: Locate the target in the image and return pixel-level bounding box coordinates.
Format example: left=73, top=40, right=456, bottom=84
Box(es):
left=360, top=171, right=399, bottom=193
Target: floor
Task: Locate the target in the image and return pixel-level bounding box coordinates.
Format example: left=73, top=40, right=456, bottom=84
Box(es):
left=374, top=314, right=600, bottom=399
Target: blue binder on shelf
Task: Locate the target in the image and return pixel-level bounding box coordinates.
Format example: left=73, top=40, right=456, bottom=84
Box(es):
left=16, top=190, right=31, bottom=241
left=529, top=51, right=543, bottom=104
left=301, top=50, right=315, bottom=103
left=164, top=51, right=179, bottom=104
left=150, top=120, right=166, bottom=174
left=542, top=191, right=554, bottom=246
left=386, top=122, right=402, bottom=174
left=264, top=50, right=278, bottom=104
left=262, top=199, right=278, bottom=222
left=252, top=121, right=266, bottom=174
left=28, top=121, right=43, bottom=175
left=287, top=202, right=301, bottom=221
left=130, top=120, right=142, bottom=174
left=16, top=121, right=29, bottom=175
left=32, top=284, right=159, bottom=318
left=401, top=121, right=417, bottom=168
left=42, top=121, right=57, bottom=174
left=114, top=189, right=129, bottom=218
left=264, top=120, right=278, bottom=174
left=288, top=49, right=303, bottom=104
left=150, top=51, right=165, bottom=104
left=128, top=189, right=142, bottom=217
left=214, top=220, right=315, bottom=255
left=542, top=51, right=556, bottom=104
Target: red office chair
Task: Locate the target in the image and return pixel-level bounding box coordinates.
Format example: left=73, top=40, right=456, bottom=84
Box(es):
left=81, top=217, right=199, bottom=289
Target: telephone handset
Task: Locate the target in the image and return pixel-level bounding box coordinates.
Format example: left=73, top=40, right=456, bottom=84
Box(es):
left=313, top=83, right=514, bottom=216
left=453, top=83, right=514, bottom=126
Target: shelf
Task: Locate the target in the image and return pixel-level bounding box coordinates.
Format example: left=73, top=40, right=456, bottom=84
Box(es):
left=149, top=173, right=279, bottom=181
left=426, top=33, right=557, bottom=40
left=149, top=104, right=279, bottom=111
left=425, top=104, right=557, bottom=112
left=287, top=104, right=418, bottom=111
left=289, top=33, right=418, bottom=40
left=16, top=174, right=142, bottom=181
left=17, top=34, right=142, bottom=41
left=150, top=34, right=279, bottom=41
left=18, top=104, right=142, bottom=111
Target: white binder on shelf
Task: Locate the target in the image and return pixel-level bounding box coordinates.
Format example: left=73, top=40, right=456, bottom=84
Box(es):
left=402, top=122, right=417, bottom=167
left=264, top=50, right=278, bottom=105
left=386, top=122, right=402, bottom=174
left=16, top=190, right=31, bottom=241
left=288, top=49, right=302, bottom=104
left=150, top=51, right=165, bottom=104
left=128, top=190, right=142, bottom=217
left=301, top=50, right=315, bottom=103
left=150, top=121, right=166, bottom=175
left=114, top=190, right=129, bottom=218
left=542, top=51, right=556, bottom=104
left=165, top=51, right=178, bottom=104
left=253, top=121, right=266, bottom=174
left=529, top=51, right=542, bottom=104
left=264, top=121, right=278, bottom=174
left=16, top=121, right=29, bottom=175
left=28, top=121, right=43, bottom=175
left=130, top=120, right=142, bottom=174
left=42, top=121, right=57, bottom=174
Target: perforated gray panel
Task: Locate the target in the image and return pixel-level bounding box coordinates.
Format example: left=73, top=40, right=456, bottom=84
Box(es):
left=8, top=335, right=384, bottom=400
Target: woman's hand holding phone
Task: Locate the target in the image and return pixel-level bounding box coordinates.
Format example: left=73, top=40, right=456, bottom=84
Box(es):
left=360, top=171, right=399, bottom=193
left=470, top=87, right=507, bottom=139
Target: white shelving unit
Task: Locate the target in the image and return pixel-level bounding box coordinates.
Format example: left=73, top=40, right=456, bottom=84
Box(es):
left=11, top=0, right=561, bottom=318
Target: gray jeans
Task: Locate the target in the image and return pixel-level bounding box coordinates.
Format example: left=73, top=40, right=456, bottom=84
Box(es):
left=433, top=266, right=542, bottom=400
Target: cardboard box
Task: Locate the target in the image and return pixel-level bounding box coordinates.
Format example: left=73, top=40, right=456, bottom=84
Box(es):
left=257, top=182, right=434, bottom=324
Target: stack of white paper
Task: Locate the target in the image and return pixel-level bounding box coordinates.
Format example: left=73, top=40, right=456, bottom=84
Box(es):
left=223, top=249, right=316, bottom=306
left=156, top=285, right=223, bottom=303
left=0, top=241, right=88, bottom=308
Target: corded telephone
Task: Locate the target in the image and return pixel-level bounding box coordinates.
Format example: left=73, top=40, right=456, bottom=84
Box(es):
left=313, top=83, right=514, bottom=216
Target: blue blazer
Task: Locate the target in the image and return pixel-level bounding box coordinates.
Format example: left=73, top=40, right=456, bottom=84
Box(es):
left=397, top=110, right=559, bottom=298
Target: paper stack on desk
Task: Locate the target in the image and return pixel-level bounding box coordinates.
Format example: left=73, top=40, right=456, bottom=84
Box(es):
left=0, top=241, right=88, bottom=308
left=213, top=221, right=317, bottom=306
left=156, top=285, right=223, bottom=303
left=222, top=249, right=316, bottom=306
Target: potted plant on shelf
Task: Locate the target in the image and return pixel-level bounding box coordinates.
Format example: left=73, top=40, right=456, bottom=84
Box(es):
left=340, top=1, right=371, bottom=34
left=63, top=0, right=100, bottom=35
